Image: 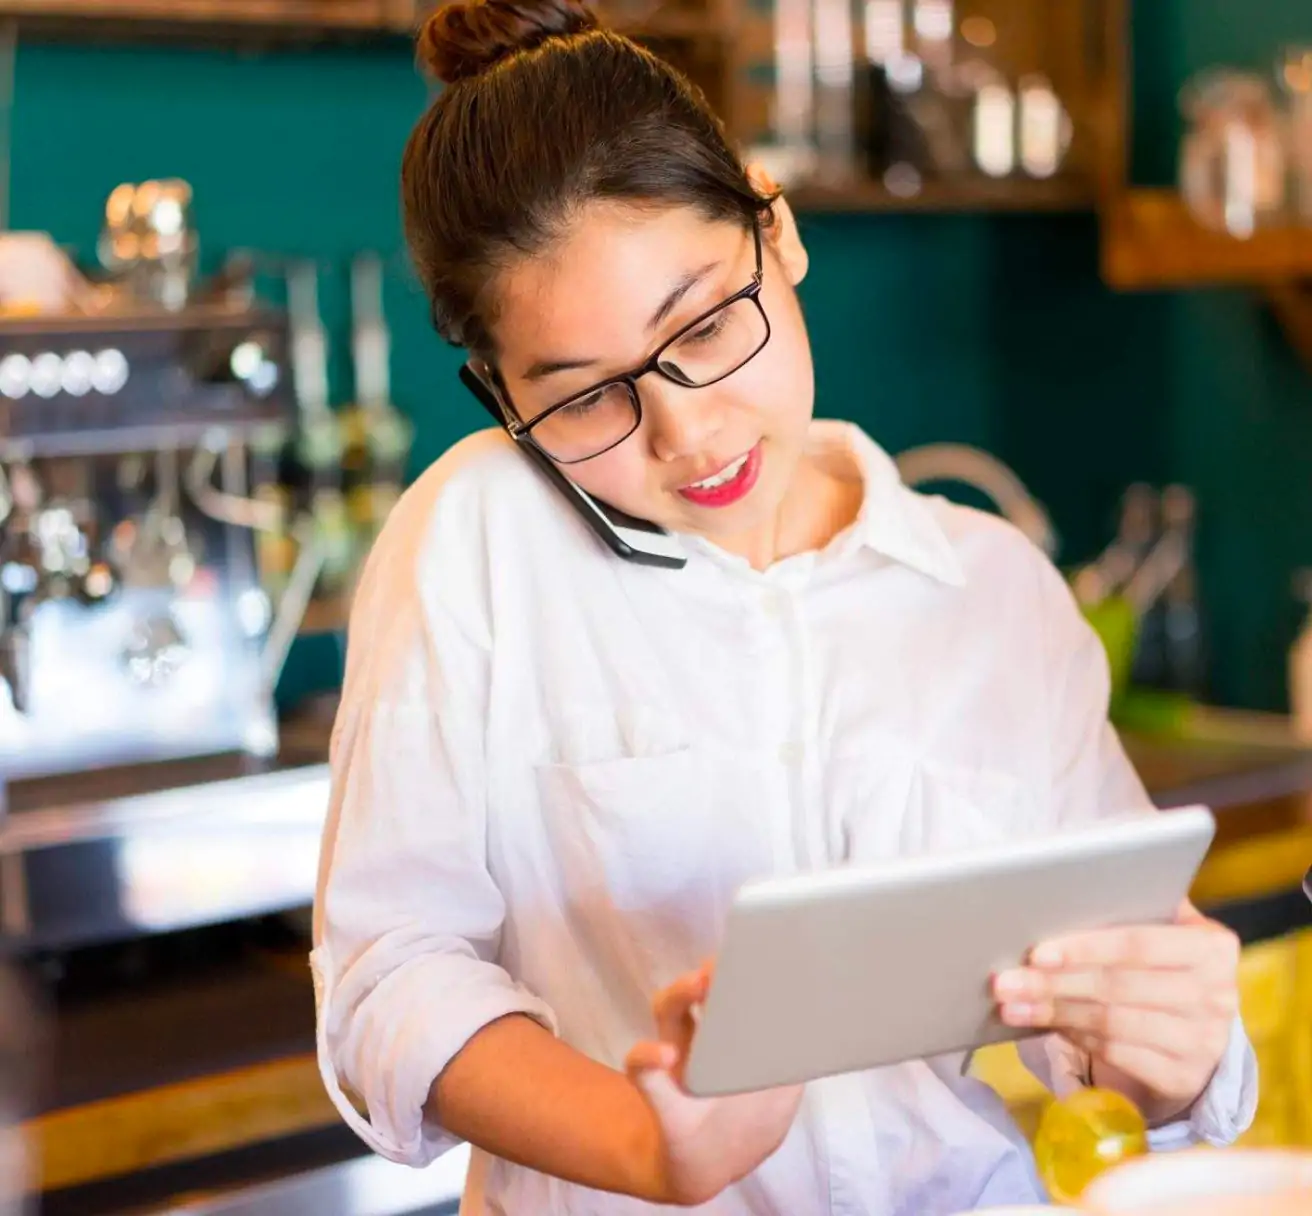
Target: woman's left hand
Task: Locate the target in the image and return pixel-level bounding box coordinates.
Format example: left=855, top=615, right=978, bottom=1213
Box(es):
left=992, top=902, right=1241, bottom=1126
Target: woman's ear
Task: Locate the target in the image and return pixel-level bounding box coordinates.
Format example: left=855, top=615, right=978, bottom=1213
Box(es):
left=745, top=162, right=809, bottom=286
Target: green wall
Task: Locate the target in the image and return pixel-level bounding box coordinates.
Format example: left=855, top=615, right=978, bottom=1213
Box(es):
left=6, top=2, right=1310, bottom=711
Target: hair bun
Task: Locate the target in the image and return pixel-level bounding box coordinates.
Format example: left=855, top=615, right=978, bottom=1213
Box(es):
left=418, top=0, right=600, bottom=85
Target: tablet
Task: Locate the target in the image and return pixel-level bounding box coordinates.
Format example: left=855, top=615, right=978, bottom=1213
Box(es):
left=683, top=806, right=1216, bottom=1098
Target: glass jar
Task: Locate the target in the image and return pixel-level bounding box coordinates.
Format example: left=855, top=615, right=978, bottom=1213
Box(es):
left=1179, top=69, right=1287, bottom=237
left=1279, top=46, right=1312, bottom=223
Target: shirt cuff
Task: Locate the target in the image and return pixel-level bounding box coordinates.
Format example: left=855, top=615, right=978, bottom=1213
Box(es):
left=312, top=945, right=559, bottom=1166
left=1016, top=1015, right=1258, bottom=1151
left=1147, top=1015, right=1258, bottom=1151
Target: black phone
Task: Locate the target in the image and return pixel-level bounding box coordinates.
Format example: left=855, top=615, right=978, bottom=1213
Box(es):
left=459, top=364, right=686, bottom=570
left=1305, top=864, right=1312, bottom=903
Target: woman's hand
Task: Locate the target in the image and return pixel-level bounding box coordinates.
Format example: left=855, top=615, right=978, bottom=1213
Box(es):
left=625, top=962, right=804, bottom=1206
left=992, top=903, right=1241, bottom=1126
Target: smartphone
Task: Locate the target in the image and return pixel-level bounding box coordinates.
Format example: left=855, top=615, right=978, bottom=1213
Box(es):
left=1305, top=864, right=1312, bottom=903
left=459, top=364, right=686, bottom=570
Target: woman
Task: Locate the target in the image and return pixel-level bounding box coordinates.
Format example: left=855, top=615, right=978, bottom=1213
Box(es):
left=312, top=1, right=1256, bottom=1210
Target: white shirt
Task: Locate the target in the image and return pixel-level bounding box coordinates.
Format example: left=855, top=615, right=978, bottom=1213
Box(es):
left=312, top=421, right=1257, bottom=1215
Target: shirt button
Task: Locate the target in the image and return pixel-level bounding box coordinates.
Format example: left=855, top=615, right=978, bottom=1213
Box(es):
left=778, top=741, right=803, bottom=766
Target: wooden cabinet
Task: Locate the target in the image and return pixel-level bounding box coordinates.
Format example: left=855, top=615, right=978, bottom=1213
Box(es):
left=1093, top=1, right=1312, bottom=373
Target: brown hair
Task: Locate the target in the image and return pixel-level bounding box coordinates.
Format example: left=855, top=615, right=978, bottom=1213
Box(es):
left=401, top=0, right=775, bottom=358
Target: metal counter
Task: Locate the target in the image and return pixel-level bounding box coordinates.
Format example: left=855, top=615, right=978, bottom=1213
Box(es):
left=160, top=1146, right=469, bottom=1216
left=0, top=763, right=329, bottom=951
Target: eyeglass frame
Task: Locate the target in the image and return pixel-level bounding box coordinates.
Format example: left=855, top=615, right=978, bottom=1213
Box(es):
left=480, top=220, right=770, bottom=466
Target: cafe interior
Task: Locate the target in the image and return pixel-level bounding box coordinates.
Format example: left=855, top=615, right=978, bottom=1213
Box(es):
left=0, top=0, right=1309, bottom=1212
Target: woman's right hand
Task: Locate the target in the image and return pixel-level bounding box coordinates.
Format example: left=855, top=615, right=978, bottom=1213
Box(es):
left=624, top=962, right=804, bottom=1207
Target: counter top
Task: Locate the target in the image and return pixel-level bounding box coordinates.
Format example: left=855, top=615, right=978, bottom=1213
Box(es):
left=2, top=707, right=1309, bottom=953
left=1124, top=727, right=1312, bottom=814
left=1120, top=713, right=1312, bottom=943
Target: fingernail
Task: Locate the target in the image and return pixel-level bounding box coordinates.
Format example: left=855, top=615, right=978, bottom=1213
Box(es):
left=994, top=973, right=1029, bottom=998
left=1031, top=943, right=1063, bottom=967
left=1002, top=1003, right=1035, bottom=1026
left=660, top=1043, right=678, bottom=1068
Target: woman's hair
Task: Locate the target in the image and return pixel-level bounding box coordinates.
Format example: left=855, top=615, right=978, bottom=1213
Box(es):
left=401, top=0, right=776, bottom=357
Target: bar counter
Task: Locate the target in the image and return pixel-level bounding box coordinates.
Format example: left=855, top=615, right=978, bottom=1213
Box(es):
left=9, top=707, right=1311, bottom=1212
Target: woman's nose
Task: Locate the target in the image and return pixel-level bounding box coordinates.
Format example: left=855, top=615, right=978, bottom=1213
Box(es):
left=643, top=379, right=729, bottom=463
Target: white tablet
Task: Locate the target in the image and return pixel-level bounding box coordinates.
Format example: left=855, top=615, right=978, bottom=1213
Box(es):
left=683, top=807, right=1217, bottom=1098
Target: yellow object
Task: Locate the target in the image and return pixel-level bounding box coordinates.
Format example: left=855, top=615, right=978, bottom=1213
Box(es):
left=1234, top=929, right=1312, bottom=1149
left=1192, top=826, right=1312, bottom=908
left=29, top=1053, right=335, bottom=1195
left=1033, top=1088, right=1149, bottom=1204
left=1080, top=595, right=1137, bottom=709
left=979, top=927, right=1312, bottom=1160
left=971, top=1041, right=1053, bottom=1141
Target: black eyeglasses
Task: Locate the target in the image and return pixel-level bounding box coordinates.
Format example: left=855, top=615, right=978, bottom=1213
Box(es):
left=489, top=223, right=770, bottom=465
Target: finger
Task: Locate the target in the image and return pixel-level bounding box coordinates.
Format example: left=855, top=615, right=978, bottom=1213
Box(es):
left=625, top=1040, right=679, bottom=1078
left=994, top=967, right=1238, bottom=1017
left=653, top=970, right=712, bottom=1051
left=1061, top=1034, right=1197, bottom=1101
left=1000, top=998, right=1217, bottom=1060
left=1031, top=921, right=1237, bottom=972
left=1176, top=899, right=1207, bottom=925
left=653, top=970, right=710, bottom=1027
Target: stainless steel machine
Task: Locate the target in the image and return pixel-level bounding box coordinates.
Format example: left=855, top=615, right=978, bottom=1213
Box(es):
left=0, top=182, right=328, bottom=953
left=0, top=299, right=292, bottom=796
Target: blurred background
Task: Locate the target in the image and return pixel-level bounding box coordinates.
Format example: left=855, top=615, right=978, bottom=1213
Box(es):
left=0, top=1, right=1308, bottom=1213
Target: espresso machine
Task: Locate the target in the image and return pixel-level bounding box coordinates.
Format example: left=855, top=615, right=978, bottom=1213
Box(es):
left=0, top=182, right=296, bottom=814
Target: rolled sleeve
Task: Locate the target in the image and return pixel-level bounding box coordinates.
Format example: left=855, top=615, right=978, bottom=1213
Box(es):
left=311, top=508, right=555, bottom=1166
left=312, top=942, right=556, bottom=1164
left=1146, top=1015, right=1258, bottom=1150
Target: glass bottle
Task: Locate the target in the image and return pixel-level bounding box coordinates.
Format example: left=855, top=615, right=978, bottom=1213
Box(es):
left=1179, top=70, right=1287, bottom=237
left=1279, top=46, right=1312, bottom=223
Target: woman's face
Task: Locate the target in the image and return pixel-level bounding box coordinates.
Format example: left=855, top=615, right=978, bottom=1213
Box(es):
left=487, top=197, right=815, bottom=565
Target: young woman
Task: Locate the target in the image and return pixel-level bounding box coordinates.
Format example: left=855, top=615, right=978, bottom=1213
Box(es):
left=312, top=1, right=1256, bottom=1210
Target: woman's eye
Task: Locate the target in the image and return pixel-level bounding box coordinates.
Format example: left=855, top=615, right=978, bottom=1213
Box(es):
left=684, top=312, right=728, bottom=344
left=558, top=390, right=604, bottom=416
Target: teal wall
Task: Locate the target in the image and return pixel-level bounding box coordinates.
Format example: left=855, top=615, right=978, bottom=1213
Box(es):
left=6, top=2, right=1310, bottom=711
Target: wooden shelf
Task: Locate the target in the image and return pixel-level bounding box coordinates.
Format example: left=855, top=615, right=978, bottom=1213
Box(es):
left=789, top=174, right=1095, bottom=215
left=610, top=9, right=718, bottom=40
left=0, top=0, right=416, bottom=42
left=1103, top=189, right=1312, bottom=290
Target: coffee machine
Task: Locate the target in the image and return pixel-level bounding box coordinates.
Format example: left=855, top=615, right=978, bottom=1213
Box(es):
left=0, top=182, right=297, bottom=814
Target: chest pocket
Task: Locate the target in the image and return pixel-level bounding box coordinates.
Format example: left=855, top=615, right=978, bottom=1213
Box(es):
left=830, top=733, right=1038, bottom=866
left=534, top=743, right=777, bottom=987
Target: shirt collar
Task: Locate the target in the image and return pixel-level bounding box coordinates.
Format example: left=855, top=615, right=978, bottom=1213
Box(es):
left=832, top=422, right=967, bottom=587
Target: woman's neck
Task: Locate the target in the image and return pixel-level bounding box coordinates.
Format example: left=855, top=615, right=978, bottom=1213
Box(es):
left=735, top=447, right=865, bottom=572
